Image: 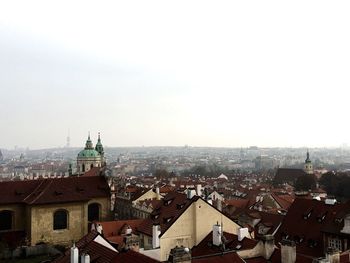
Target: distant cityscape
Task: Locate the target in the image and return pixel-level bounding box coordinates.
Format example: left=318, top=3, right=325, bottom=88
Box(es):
left=1, top=135, right=350, bottom=262
left=3, top=138, right=350, bottom=181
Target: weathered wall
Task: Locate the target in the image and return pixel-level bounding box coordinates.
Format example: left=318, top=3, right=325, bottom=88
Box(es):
left=159, top=198, right=240, bottom=261
left=30, top=202, right=87, bottom=246
left=30, top=197, right=110, bottom=246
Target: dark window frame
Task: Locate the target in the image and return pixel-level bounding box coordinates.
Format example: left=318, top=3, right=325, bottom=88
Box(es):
left=53, top=210, right=68, bottom=230
left=0, top=210, right=14, bottom=231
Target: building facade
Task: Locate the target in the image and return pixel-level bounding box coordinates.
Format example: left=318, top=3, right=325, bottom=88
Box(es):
left=0, top=176, right=111, bottom=246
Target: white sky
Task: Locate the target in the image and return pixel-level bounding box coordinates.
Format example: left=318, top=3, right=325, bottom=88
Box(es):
left=0, top=1, right=350, bottom=149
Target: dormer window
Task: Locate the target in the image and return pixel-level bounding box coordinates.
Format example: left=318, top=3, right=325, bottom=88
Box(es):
left=163, top=217, right=173, bottom=223
left=76, top=186, right=84, bottom=192
left=307, top=239, right=317, bottom=248
left=335, top=218, right=343, bottom=224
left=317, top=212, right=328, bottom=223
left=176, top=203, right=185, bottom=210
left=303, top=209, right=312, bottom=219
left=164, top=199, right=173, bottom=206
left=294, top=235, right=304, bottom=244
left=152, top=214, right=160, bottom=220
left=15, top=190, right=24, bottom=196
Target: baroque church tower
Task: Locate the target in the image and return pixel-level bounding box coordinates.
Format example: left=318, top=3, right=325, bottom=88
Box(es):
left=77, top=133, right=105, bottom=175
left=304, top=150, right=313, bottom=174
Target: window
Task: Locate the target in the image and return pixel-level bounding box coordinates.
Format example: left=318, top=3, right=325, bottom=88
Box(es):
left=88, top=203, right=100, bottom=222
left=53, top=210, right=68, bottom=230
left=329, top=238, right=342, bottom=251
left=0, top=210, right=13, bottom=231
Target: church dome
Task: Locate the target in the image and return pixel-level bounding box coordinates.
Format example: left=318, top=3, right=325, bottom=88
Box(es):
left=77, top=149, right=101, bottom=158
left=77, top=133, right=101, bottom=159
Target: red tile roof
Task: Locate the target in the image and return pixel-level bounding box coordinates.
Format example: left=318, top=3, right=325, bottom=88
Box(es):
left=270, top=193, right=294, bottom=210
left=275, top=198, right=350, bottom=258
left=191, top=231, right=258, bottom=258
left=192, top=252, right=245, bottom=263
left=113, top=250, right=159, bottom=263
left=269, top=248, right=314, bottom=263
left=224, top=199, right=249, bottom=209
left=96, top=219, right=145, bottom=241
left=159, top=185, right=175, bottom=193
left=131, top=188, right=152, bottom=201
left=52, top=231, right=118, bottom=263
left=137, top=191, right=198, bottom=237
left=0, top=176, right=110, bottom=205
left=274, top=168, right=307, bottom=185
left=82, top=167, right=103, bottom=177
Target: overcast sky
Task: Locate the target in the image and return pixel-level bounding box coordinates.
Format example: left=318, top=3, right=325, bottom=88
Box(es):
left=0, top=1, right=350, bottom=149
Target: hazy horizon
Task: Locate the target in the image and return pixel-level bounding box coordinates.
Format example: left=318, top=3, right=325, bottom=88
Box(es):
left=1, top=1, right=350, bottom=149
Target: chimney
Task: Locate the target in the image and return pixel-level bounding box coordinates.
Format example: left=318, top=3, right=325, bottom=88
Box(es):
left=152, top=224, right=161, bottom=249
left=168, top=246, right=191, bottom=263
left=212, top=222, right=222, bottom=246
left=81, top=253, right=90, bottom=263
left=238, top=227, right=250, bottom=241
left=187, top=189, right=195, bottom=199
left=256, top=195, right=260, bottom=203
left=216, top=200, right=222, bottom=211
left=281, top=239, right=296, bottom=263
left=325, top=198, right=337, bottom=205
left=260, top=235, right=275, bottom=260
left=70, top=243, right=79, bottom=263
left=96, top=223, right=103, bottom=235
left=196, top=184, right=202, bottom=197
left=326, top=247, right=340, bottom=263
left=156, top=187, right=161, bottom=200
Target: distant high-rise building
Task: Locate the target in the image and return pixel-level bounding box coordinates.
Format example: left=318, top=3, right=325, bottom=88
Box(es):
left=0, top=149, right=3, bottom=161
left=66, top=130, right=70, bottom=148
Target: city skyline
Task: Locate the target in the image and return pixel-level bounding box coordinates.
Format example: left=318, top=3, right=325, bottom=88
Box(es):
left=1, top=1, right=350, bottom=149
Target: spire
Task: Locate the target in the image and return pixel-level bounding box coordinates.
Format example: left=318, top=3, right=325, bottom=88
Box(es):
left=95, top=132, right=104, bottom=155
left=305, top=150, right=311, bottom=163
left=85, top=132, right=93, bottom=149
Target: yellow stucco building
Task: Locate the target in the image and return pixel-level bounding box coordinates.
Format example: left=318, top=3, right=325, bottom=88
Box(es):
left=137, top=191, right=242, bottom=261
left=0, top=176, right=111, bottom=247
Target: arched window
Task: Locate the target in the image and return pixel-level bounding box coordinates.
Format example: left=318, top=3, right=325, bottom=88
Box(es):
left=53, top=210, right=68, bottom=230
left=82, top=164, right=85, bottom=172
left=90, top=163, right=94, bottom=169
left=88, top=203, right=100, bottom=222
left=0, top=210, right=13, bottom=231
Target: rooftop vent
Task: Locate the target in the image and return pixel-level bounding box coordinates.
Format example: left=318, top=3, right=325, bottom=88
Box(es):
left=76, top=186, right=84, bottom=192
left=325, top=198, right=337, bottom=205
left=15, top=190, right=24, bottom=195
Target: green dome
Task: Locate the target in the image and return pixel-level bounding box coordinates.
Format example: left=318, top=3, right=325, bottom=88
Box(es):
left=77, top=149, right=101, bottom=158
